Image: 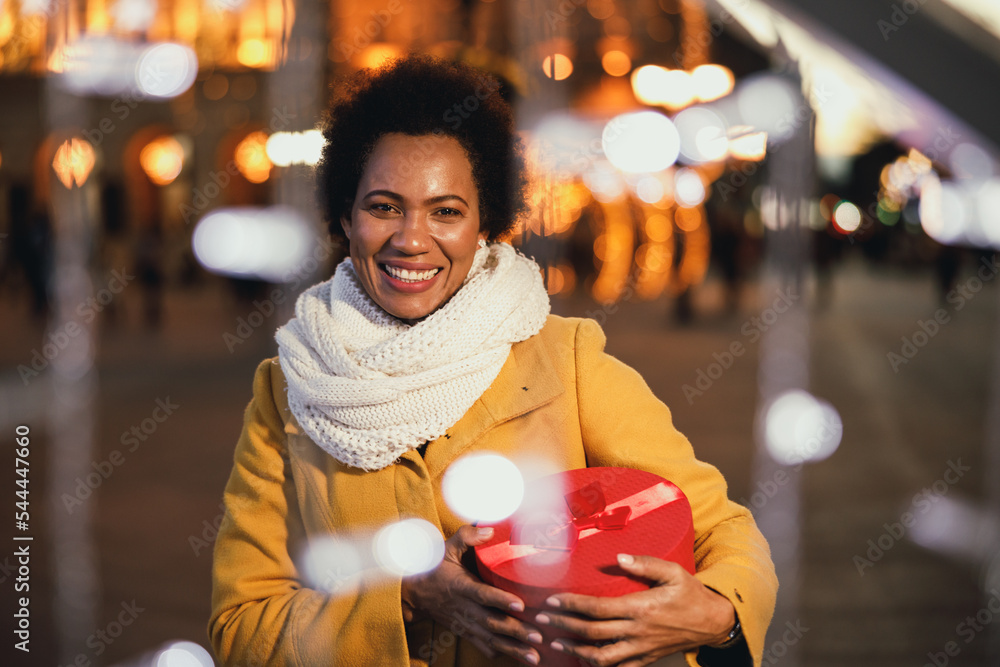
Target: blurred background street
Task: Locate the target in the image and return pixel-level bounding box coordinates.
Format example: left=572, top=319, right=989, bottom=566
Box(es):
left=1, top=0, right=1000, bottom=665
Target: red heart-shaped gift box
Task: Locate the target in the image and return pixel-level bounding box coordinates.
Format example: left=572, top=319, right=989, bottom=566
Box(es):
left=474, top=467, right=695, bottom=666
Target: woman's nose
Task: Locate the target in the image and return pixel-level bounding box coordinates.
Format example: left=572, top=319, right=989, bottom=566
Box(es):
left=390, top=213, right=432, bottom=254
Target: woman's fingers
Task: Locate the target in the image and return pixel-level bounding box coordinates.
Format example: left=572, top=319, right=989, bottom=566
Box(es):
left=447, top=524, right=495, bottom=556
left=449, top=600, right=541, bottom=664
left=488, top=633, right=542, bottom=665
left=479, top=606, right=544, bottom=647
left=550, top=636, right=636, bottom=667
left=534, top=610, right=631, bottom=642
left=462, top=575, right=527, bottom=614
left=616, top=553, right=687, bottom=586
left=543, top=591, right=631, bottom=620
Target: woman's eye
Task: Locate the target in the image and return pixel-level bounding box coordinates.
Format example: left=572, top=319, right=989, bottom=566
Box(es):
left=436, top=208, right=461, bottom=217
left=367, top=203, right=397, bottom=214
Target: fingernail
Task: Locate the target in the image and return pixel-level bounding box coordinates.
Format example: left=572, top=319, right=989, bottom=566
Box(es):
left=477, top=527, right=494, bottom=538
left=545, top=596, right=561, bottom=608
left=617, top=553, right=634, bottom=566
left=525, top=652, right=539, bottom=665
left=527, top=632, right=543, bottom=644
left=535, top=613, right=550, bottom=625
left=509, top=601, right=525, bottom=612
left=551, top=641, right=565, bottom=652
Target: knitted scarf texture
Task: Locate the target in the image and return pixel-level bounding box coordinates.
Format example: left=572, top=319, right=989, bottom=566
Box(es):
left=275, top=242, right=551, bottom=471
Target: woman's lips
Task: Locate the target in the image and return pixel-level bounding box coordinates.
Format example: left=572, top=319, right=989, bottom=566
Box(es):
left=379, top=263, right=442, bottom=291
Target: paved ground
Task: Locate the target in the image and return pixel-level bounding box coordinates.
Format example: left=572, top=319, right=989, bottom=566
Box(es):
left=0, top=254, right=997, bottom=666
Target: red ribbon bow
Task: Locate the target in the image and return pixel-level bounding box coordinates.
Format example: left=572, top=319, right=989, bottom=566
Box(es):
left=509, top=481, right=632, bottom=551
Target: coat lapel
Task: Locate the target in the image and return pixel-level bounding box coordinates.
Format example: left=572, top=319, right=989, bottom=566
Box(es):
left=422, top=333, right=565, bottom=479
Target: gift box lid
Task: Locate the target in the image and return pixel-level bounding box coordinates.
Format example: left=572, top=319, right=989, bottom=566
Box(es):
left=474, top=467, right=695, bottom=606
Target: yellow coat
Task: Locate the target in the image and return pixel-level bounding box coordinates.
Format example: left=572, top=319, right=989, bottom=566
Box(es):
left=210, top=315, right=777, bottom=666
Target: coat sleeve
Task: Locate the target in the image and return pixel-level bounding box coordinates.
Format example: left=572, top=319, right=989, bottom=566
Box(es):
left=208, top=359, right=409, bottom=666
left=571, top=318, right=778, bottom=667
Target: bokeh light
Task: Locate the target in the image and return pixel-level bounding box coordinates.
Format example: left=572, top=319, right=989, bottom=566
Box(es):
left=763, top=390, right=843, bottom=465
left=155, top=641, right=214, bottom=667
left=266, top=130, right=324, bottom=167
left=601, top=50, right=631, bottom=77
left=659, top=69, right=696, bottom=110
left=832, top=200, right=861, bottom=233
left=139, top=135, right=184, bottom=186
left=136, top=42, right=198, bottom=98
left=235, top=131, right=272, bottom=183
left=737, top=73, right=799, bottom=143
left=728, top=129, right=768, bottom=161
left=602, top=111, right=679, bottom=173
left=236, top=38, right=272, bottom=69
left=542, top=54, right=573, bottom=80
left=442, top=453, right=525, bottom=523
left=674, top=107, right=729, bottom=164
left=674, top=168, right=706, bottom=207
left=630, top=65, right=671, bottom=106
left=919, top=175, right=967, bottom=245
left=975, top=178, right=1000, bottom=246
left=691, top=64, right=735, bottom=102
left=52, top=137, right=96, bottom=188
left=356, top=43, right=403, bottom=70
left=192, top=206, right=314, bottom=282
left=373, top=519, right=445, bottom=577
left=301, top=535, right=363, bottom=593
left=635, top=174, right=665, bottom=204
left=583, top=161, right=626, bottom=202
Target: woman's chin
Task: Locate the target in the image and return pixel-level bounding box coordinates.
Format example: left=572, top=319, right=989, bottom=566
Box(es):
left=380, top=298, right=439, bottom=323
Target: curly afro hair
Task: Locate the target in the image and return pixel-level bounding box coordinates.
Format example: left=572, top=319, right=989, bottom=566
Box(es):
left=315, top=54, right=529, bottom=242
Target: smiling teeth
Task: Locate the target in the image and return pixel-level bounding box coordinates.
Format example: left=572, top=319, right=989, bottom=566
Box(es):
left=383, top=265, right=441, bottom=282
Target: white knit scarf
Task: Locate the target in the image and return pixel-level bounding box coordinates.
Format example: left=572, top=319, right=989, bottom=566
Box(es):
left=275, top=242, right=551, bottom=471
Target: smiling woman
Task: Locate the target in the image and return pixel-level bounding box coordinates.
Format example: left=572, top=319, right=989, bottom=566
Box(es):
left=209, top=54, right=777, bottom=667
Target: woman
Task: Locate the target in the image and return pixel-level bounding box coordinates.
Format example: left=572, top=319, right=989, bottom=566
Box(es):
left=209, top=55, right=777, bottom=667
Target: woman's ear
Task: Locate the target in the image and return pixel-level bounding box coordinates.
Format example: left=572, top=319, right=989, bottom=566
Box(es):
left=340, top=212, right=352, bottom=240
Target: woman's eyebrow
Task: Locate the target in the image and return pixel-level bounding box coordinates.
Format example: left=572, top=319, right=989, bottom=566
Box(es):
left=362, top=190, right=469, bottom=208
left=424, top=194, right=469, bottom=207
left=362, top=189, right=403, bottom=201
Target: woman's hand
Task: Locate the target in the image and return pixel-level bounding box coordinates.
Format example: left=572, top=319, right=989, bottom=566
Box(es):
left=401, top=525, right=544, bottom=665
left=534, top=554, right=736, bottom=667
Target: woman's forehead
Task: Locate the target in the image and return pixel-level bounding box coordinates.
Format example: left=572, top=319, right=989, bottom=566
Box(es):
left=359, top=133, right=477, bottom=198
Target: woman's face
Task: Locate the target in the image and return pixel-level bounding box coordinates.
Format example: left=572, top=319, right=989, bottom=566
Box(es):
left=341, top=133, right=486, bottom=323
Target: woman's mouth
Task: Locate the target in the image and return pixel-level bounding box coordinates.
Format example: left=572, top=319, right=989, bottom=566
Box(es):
left=380, top=264, right=442, bottom=283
